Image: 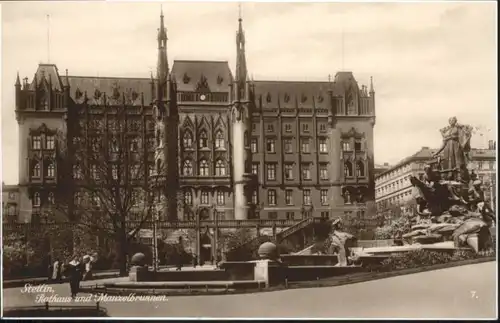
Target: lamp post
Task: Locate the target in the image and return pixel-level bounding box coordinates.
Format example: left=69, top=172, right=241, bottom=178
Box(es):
left=152, top=210, right=159, bottom=272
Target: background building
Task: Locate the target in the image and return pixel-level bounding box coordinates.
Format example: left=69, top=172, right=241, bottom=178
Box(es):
left=2, top=183, right=20, bottom=223
left=13, top=12, right=376, bottom=224
left=375, top=142, right=496, bottom=212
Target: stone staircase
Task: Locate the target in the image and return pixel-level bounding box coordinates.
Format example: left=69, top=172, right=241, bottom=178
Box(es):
left=225, top=217, right=329, bottom=260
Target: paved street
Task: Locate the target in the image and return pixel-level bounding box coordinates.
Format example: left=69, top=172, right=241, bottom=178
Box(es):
left=2, top=262, right=496, bottom=319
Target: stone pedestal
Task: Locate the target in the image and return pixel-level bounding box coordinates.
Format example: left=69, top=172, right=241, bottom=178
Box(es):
left=128, top=265, right=150, bottom=282
left=251, top=259, right=287, bottom=288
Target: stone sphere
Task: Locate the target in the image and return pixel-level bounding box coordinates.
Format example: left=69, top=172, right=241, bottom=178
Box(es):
left=130, top=252, right=146, bottom=266
left=258, top=242, right=278, bottom=260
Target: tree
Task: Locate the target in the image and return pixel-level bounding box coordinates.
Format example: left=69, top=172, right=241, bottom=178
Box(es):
left=55, top=105, right=169, bottom=276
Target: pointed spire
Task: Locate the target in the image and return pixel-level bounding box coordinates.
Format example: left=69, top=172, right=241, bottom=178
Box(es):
left=15, top=72, right=21, bottom=86
left=156, top=7, right=169, bottom=101
left=235, top=4, right=248, bottom=100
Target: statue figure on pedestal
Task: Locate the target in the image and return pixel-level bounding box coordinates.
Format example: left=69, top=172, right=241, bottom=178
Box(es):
left=432, top=116, right=472, bottom=182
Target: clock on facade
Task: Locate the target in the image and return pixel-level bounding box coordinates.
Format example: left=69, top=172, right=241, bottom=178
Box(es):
left=200, top=94, right=206, bottom=101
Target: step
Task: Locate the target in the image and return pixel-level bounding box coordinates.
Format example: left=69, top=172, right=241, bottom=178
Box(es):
left=102, top=280, right=265, bottom=290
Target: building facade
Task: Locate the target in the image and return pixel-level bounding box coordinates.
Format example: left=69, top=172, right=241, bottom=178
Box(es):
left=13, top=12, right=376, bottom=224
left=375, top=143, right=497, bottom=212
left=2, top=183, right=20, bottom=223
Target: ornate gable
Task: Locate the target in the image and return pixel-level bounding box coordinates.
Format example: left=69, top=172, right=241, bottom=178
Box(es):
left=341, top=127, right=365, bottom=139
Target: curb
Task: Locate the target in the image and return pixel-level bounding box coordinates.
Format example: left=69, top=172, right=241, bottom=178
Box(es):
left=2, top=273, right=121, bottom=289
left=81, top=256, right=496, bottom=297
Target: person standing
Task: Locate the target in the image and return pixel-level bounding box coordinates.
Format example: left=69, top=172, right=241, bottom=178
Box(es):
left=66, top=256, right=84, bottom=299
left=52, top=258, right=62, bottom=283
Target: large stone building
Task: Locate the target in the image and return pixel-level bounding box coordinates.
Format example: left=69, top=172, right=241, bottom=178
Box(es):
left=375, top=142, right=497, bottom=212
left=2, top=182, right=20, bottom=223
left=13, top=12, right=376, bottom=224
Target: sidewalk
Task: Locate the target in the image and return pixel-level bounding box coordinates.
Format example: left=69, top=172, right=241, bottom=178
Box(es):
left=2, top=265, right=175, bottom=289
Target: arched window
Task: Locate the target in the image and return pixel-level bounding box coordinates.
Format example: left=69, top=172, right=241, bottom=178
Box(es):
left=48, top=192, right=55, bottom=205
left=344, top=161, right=353, bottom=177
left=183, top=160, right=193, bottom=176
left=215, top=131, right=224, bottom=149
left=47, top=162, right=55, bottom=178
left=215, top=159, right=226, bottom=176
left=356, top=161, right=365, bottom=177
left=33, top=192, right=41, bottom=207
left=183, top=131, right=193, bottom=149
left=199, top=159, right=209, bottom=176
left=32, top=162, right=41, bottom=177
left=199, top=130, right=208, bottom=148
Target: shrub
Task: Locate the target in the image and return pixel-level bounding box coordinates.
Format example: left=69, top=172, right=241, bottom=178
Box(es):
left=377, top=249, right=479, bottom=273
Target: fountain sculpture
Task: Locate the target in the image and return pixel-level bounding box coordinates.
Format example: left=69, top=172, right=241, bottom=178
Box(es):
left=401, top=117, right=495, bottom=253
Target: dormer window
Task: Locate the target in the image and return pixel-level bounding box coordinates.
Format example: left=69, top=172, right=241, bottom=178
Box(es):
left=266, top=93, right=272, bottom=103
left=183, top=73, right=191, bottom=84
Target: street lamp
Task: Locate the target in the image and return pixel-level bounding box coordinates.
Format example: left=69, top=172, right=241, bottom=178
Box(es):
left=152, top=209, right=159, bottom=272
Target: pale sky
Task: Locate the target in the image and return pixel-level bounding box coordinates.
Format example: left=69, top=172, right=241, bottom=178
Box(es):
left=1, top=1, right=497, bottom=185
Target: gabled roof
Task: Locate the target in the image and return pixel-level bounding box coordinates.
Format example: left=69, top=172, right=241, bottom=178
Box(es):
left=171, top=60, right=233, bottom=93
left=28, top=64, right=64, bottom=91
left=252, top=81, right=331, bottom=110
left=66, top=76, right=153, bottom=104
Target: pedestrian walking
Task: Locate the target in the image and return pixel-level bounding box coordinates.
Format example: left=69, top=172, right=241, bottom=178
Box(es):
left=66, top=256, right=84, bottom=299
left=82, top=255, right=93, bottom=281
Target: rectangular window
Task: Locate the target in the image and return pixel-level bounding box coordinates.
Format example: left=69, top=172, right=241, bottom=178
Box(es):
left=251, top=138, right=258, bottom=153
left=285, top=124, right=292, bottom=133
left=267, top=124, right=274, bottom=132
left=301, top=138, right=310, bottom=153
left=303, top=189, right=311, bottom=205
left=285, top=164, right=293, bottom=180
left=266, top=139, right=276, bottom=153
left=285, top=190, right=293, bottom=205
left=184, top=192, right=193, bottom=205
left=301, top=164, right=311, bottom=180
left=112, top=165, right=118, bottom=180
left=268, top=212, right=278, bottom=220
left=355, top=141, right=362, bottom=151
left=201, top=191, right=209, bottom=205
left=321, top=211, right=329, bottom=218
left=286, top=212, right=294, bottom=220
left=320, top=164, right=329, bottom=180
left=216, top=211, right=225, bottom=220
left=283, top=139, right=293, bottom=154
left=302, top=123, right=309, bottom=133
left=32, top=136, right=41, bottom=149
left=252, top=191, right=258, bottom=205
left=319, top=138, right=328, bottom=153
left=251, top=163, right=259, bottom=176
left=217, top=191, right=225, bottom=205
left=266, top=164, right=276, bottom=180
left=321, top=189, right=328, bottom=205
left=267, top=190, right=276, bottom=205
left=342, top=142, right=351, bottom=151
left=46, top=136, right=55, bottom=150
left=252, top=123, right=257, bottom=132
left=91, top=165, right=100, bottom=180
left=319, top=124, right=327, bottom=132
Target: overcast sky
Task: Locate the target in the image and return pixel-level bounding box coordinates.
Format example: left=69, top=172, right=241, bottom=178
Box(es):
left=1, top=1, right=497, bottom=185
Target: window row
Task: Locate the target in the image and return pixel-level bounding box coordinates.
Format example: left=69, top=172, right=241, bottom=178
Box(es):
left=344, top=161, right=366, bottom=177
left=251, top=138, right=328, bottom=154
left=31, top=135, right=55, bottom=150
left=255, top=122, right=328, bottom=134
left=31, top=162, right=56, bottom=178
left=82, top=137, right=145, bottom=153
left=73, top=164, right=145, bottom=180
left=183, top=190, right=226, bottom=206
left=252, top=163, right=329, bottom=181
left=181, top=130, right=226, bottom=150
left=261, top=189, right=330, bottom=206
left=182, top=159, right=228, bottom=176
left=31, top=192, right=55, bottom=207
